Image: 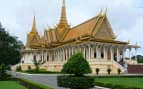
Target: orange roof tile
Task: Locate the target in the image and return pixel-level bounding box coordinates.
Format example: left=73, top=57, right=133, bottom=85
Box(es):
left=64, top=16, right=103, bottom=41
left=51, top=30, right=57, bottom=42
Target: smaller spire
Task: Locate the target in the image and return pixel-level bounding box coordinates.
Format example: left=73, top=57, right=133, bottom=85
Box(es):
left=103, top=8, right=107, bottom=16
left=98, top=9, right=103, bottom=16
left=31, top=16, right=38, bottom=33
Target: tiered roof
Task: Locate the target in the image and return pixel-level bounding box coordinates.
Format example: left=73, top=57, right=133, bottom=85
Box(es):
left=26, top=0, right=139, bottom=49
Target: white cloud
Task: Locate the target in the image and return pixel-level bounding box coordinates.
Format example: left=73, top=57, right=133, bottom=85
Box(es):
left=0, top=0, right=142, bottom=54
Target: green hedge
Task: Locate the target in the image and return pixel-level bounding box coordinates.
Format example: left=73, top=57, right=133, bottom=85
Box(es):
left=23, top=69, right=61, bottom=74
left=57, top=76, right=94, bottom=89
left=95, top=82, right=140, bottom=89
left=18, top=78, right=53, bottom=89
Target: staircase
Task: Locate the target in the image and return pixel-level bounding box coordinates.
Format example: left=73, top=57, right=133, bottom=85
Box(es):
left=112, top=60, right=126, bottom=73
left=127, top=64, right=143, bottom=74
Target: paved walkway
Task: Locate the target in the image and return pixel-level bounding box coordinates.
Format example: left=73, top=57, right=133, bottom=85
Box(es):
left=9, top=71, right=110, bottom=89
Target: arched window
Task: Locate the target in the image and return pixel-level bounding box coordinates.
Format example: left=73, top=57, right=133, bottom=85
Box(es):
left=33, top=55, right=36, bottom=61
left=47, top=56, right=49, bottom=61
left=101, top=48, right=104, bottom=59
left=101, top=52, right=104, bottom=58
left=94, top=52, right=96, bottom=58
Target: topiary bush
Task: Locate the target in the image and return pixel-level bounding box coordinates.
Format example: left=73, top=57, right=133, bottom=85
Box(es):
left=96, top=68, right=100, bottom=75
left=28, top=66, right=31, bottom=71
left=107, top=68, right=111, bottom=75
left=58, top=52, right=94, bottom=89
left=117, top=68, right=121, bottom=75
left=62, top=52, right=92, bottom=76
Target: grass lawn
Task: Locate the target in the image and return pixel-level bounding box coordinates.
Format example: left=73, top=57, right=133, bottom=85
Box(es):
left=95, top=77, right=143, bottom=88
left=0, top=81, right=27, bottom=89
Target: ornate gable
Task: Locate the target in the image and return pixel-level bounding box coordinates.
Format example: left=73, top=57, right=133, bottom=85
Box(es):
left=92, top=14, right=116, bottom=40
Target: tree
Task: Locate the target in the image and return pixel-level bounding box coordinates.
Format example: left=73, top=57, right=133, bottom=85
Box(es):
left=0, top=64, right=10, bottom=80
left=33, top=58, right=45, bottom=72
left=62, top=52, right=92, bottom=76
left=0, top=23, right=23, bottom=66
left=58, top=52, right=94, bottom=89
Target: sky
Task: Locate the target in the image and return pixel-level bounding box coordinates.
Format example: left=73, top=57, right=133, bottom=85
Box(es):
left=0, top=0, right=143, bottom=55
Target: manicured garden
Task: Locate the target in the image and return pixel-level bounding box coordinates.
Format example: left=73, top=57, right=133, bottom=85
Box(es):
left=95, top=76, right=143, bottom=89
left=0, top=81, right=27, bottom=89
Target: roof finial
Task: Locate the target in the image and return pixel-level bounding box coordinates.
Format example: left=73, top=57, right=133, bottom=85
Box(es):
left=103, top=8, right=107, bottom=16
left=31, top=15, right=38, bottom=34
left=58, top=0, right=69, bottom=28
left=99, top=9, right=103, bottom=16
left=63, top=0, right=65, bottom=7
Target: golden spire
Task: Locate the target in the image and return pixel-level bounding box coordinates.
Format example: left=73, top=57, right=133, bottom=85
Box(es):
left=58, top=0, right=69, bottom=28
left=31, top=16, right=38, bottom=34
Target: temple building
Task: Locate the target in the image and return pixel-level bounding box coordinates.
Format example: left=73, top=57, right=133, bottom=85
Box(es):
left=19, top=0, right=140, bottom=73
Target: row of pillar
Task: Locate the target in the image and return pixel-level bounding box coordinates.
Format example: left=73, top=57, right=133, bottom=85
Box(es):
left=24, top=44, right=138, bottom=64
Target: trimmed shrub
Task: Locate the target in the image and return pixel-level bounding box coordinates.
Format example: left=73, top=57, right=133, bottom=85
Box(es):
left=118, top=68, right=121, bottom=75
left=96, top=68, right=100, bottom=75
left=62, top=52, right=92, bottom=76
left=107, top=68, right=111, bottom=75
left=25, top=69, right=61, bottom=74
left=28, top=66, right=31, bottom=71
left=95, top=82, right=141, bottom=89
left=57, top=76, right=94, bottom=89
left=16, top=65, right=22, bottom=71
left=17, top=78, right=53, bottom=89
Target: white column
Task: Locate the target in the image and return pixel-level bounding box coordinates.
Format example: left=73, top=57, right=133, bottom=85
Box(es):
left=68, top=47, right=70, bottom=59
left=91, top=46, right=94, bottom=59
left=104, top=46, right=107, bottom=60
left=58, top=49, right=60, bottom=62
left=61, top=49, right=63, bottom=62
left=98, top=46, right=101, bottom=60
left=110, top=47, right=113, bottom=61
left=96, top=46, right=99, bottom=60
left=123, top=48, right=126, bottom=61
left=83, top=46, right=86, bottom=58
left=72, top=47, right=74, bottom=55
left=53, top=51, right=55, bottom=62
left=60, top=49, right=62, bottom=62
left=117, top=47, right=120, bottom=62
left=49, top=52, right=52, bottom=62
left=88, top=45, right=91, bottom=60
left=56, top=50, right=57, bottom=62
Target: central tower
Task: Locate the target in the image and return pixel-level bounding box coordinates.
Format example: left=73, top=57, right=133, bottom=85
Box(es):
left=56, top=0, right=70, bottom=41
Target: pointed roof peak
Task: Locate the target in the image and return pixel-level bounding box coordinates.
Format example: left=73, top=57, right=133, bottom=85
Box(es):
left=58, top=0, right=69, bottom=28
left=103, top=8, right=107, bottom=16
left=62, top=0, right=65, bottom=7
left=31, top=15, right=38, bottom=34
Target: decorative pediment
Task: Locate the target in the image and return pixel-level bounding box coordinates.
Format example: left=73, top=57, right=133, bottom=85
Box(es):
left=93, top=15, right=116, bottom=40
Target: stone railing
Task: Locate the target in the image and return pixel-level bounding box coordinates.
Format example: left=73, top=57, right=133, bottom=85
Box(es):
left=112, top=60, right=126, bottom=73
